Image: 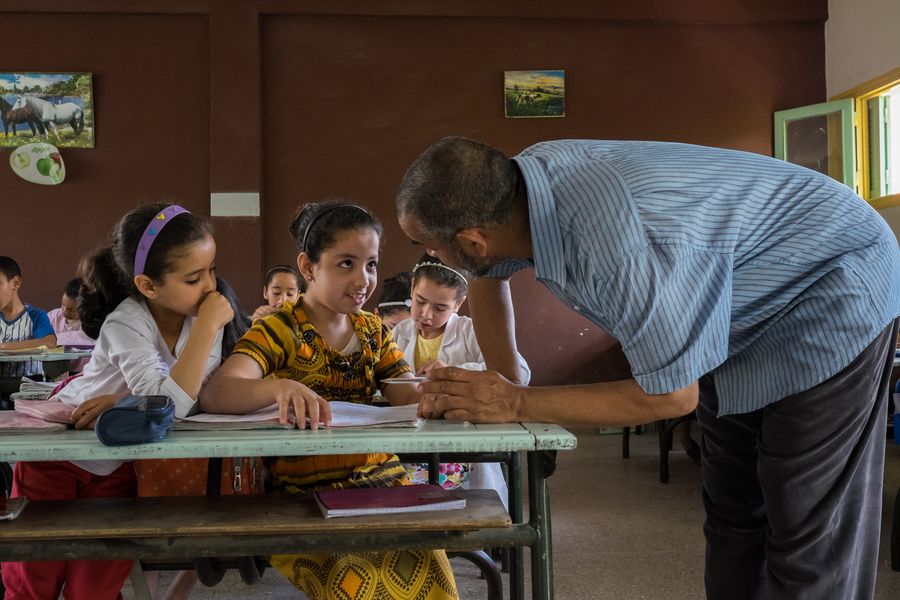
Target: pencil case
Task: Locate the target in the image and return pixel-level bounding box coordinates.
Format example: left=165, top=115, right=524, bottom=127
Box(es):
left=95, top=395, right=176, bottom=446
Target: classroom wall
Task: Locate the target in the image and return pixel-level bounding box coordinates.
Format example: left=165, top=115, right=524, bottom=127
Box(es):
left=2, top=1, right=828, bottom=386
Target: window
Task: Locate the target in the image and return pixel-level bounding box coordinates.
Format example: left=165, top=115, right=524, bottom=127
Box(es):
left=774, top=66, right=900, bottom=208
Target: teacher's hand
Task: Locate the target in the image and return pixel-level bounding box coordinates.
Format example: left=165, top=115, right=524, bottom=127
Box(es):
left=417, top=367, right=524, bottom=423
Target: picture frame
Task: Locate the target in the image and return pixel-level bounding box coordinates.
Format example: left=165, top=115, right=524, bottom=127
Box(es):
left=0, top=72, right=94, bottom=148
left=504, top=70, right=565, bottom=118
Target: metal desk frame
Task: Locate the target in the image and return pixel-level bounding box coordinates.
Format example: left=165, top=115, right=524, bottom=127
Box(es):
left=0, top=420, right=575, bottom=600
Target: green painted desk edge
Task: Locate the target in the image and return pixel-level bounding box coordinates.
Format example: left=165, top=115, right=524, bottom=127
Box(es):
left=0, top=422, right=576, bottom=462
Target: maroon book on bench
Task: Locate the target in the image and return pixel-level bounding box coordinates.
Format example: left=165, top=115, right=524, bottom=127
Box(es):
left=314, top=484, right=466, bottom=518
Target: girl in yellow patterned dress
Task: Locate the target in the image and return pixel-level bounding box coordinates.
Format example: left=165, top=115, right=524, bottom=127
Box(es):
left=201, top=201, right=459, bottom=600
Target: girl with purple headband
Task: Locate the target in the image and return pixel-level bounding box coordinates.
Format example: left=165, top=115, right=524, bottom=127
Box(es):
left=2, top=203, right=238, bottom=600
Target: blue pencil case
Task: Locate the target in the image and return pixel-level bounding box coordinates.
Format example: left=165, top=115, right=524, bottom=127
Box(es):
left=95, top=395, right=176, bottom=446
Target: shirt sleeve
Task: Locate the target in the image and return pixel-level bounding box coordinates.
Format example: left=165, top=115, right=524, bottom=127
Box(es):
left=54, top=329, right=96, bottom=347
left=599, top=244, right=732, bottom=395
left=102, top=318, right=197, bottom=417
left=373, top=327, right=412, bottom=380
left=27, top=307, right=55, bottom=339
left=232, top=314, right=293, bottom=376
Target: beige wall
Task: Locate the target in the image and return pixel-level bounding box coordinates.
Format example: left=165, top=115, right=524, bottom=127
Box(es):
left=825, top=0, right=900, bottom=237
left=825, top=0, right=900, bottom=97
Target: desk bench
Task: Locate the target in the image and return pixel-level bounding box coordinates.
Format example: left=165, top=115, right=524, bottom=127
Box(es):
left=0, top=490, right=512, bottom=560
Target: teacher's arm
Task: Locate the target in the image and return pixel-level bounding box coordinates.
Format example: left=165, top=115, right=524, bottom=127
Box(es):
left=418, top=367, right=698, bottom=426
left=467, top=277, right=529, bottom=384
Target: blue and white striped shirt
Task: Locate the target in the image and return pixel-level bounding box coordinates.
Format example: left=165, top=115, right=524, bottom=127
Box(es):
left=496, top=140, right=900, bottom=416
left=0, top=304, right=54, bottom=379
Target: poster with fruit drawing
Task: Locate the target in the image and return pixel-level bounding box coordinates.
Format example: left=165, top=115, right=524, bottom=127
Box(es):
left=0, top=72, right=94, bottom=148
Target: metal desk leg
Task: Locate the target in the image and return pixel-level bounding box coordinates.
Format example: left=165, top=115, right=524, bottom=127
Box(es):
left=428, top=453, right=440, bottom=486
left=528, top=450, right=553, bottom=600
left=508, top=451, right=524, bottom=600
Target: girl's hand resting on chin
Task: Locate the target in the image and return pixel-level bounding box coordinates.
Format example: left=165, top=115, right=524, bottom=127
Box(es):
left=197, top=291, right=235, bottom=330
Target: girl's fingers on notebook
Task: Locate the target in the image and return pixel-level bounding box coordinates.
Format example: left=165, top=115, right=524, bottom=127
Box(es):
left=318, top=397, right=332, bottom=427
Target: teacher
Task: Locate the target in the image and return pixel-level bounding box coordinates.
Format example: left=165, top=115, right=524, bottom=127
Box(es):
left=396, top=136, right=900, bottom=600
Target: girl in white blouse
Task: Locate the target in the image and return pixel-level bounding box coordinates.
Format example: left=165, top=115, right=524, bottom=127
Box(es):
left=392, top=255, right=530, bottom=505
left=2, top=203, right=236, bottom=600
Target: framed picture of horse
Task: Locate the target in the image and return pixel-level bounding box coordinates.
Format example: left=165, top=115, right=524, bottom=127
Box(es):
left=504, top=70, right=565, bottom=118
left=0, top=72, right=94, bottom=148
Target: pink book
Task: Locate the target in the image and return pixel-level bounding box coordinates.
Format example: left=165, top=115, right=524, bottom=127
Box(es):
left=314, top=484, right=466, bottom=518
left=0, top=411, right=68, bottom=433
left=14, top=399, right=75, bottom=425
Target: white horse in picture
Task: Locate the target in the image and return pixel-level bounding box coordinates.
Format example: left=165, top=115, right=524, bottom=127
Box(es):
left=11, top=96, right=84, bottom=143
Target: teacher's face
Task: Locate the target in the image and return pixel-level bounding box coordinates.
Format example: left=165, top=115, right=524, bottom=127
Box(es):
left=398, top=214, right=495, bottom=277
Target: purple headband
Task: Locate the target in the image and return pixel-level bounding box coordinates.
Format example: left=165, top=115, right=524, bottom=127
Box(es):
left=133, top=205, right=190, bottom=276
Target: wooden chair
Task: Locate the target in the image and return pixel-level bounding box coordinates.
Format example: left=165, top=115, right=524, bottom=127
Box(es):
left=621, top=411, right=699, bottom=483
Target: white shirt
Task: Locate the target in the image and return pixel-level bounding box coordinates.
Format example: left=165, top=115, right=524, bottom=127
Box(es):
left=392, top=313, right=531, bottom=383
left=54, top=297, right=223, bottom=475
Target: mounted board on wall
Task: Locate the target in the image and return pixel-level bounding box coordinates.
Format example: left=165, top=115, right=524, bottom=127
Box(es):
left=0, top=72, right=94, bottom=148
left=504, top=70, right=565, bottom=118
left=9, top=142, right=65, bottom=185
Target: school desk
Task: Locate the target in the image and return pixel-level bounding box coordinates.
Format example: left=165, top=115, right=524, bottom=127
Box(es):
left=0, top=349, right=92, bottom=363
left=0, top=420, right=576, bottom=600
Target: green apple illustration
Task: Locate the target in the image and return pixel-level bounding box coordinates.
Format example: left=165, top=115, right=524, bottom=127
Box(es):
left=12, top=152, right=29, bottom=170
left=36, top=157, right=53, bottom=176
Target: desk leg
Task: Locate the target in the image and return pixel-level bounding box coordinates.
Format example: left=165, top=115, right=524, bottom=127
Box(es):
left=128, top=560, right=153, bottom=600
left=528, top=450, right=554, bottom=600
left=508, top=451, right=524, bottom=600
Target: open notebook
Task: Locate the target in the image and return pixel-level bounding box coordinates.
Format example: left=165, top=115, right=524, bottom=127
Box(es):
left=179, top=401, right=421, bottom=429
left=9, top=399, right=421, bottom=432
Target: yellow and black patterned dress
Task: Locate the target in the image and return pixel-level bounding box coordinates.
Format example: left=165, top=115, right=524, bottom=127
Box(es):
left=233, top=298, right=459, bottom=600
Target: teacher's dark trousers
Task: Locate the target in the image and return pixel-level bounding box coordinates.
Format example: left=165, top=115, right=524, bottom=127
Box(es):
left=698, top=319, right=899, bottom=600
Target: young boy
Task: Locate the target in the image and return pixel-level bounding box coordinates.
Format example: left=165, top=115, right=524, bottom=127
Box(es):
left=0, top=256, right=56, bottom=407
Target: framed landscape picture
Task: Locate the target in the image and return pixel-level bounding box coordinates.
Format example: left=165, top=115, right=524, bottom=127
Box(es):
left=0, top=72, right=94, bottom=148
left=504, top=70, right=565, bottom=118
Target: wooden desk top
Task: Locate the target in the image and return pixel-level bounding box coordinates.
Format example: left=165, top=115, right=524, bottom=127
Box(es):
left=0, top=420, right=577, bottom=462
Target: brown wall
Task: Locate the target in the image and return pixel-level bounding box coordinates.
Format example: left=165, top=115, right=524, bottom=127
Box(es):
left=2, top=1, right=827, bottom=385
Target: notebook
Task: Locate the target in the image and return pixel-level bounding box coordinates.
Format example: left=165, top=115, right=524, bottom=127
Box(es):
left=314, top=484, right=466, bottom=518
left=179, top=401, right=421, bottom=429
left=0, top=411, right=68, bottom=434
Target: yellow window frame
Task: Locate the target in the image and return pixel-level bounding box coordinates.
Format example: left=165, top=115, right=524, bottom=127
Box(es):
left=833, top=65, right=900, bottom=208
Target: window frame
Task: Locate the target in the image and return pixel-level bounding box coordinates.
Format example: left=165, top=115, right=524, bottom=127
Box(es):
left=833, top=65, right=900, bottom=209
left=773, top=99, right=855, bottom=187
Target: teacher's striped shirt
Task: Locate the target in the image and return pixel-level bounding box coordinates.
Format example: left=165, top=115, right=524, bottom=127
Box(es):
left=492, top=140, right=900, bottom=416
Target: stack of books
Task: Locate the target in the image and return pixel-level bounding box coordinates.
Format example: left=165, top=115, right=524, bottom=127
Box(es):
left=16, top=377, right=57, bottom=400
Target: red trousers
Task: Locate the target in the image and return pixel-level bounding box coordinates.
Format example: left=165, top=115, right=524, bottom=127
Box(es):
left=1, top=461, right=137, bottom=600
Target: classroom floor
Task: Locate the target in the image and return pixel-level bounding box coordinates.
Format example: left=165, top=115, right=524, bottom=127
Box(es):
left=122, top=427, right=900, bottom=599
